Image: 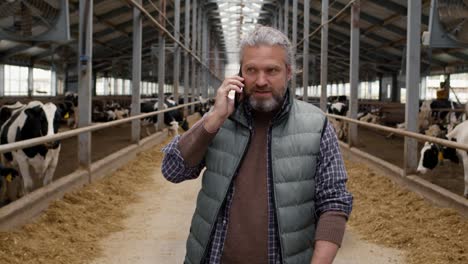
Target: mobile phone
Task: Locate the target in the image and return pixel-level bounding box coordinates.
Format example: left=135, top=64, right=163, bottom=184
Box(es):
left=235, top=66, right=244, bottom=109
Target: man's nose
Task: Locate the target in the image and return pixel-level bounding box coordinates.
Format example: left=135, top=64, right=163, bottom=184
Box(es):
left=255, top=72, right=268, bottom=87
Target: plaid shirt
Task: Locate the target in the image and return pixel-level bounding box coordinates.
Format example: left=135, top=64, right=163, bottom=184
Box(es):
left=162, top=104, right=353, bottom=264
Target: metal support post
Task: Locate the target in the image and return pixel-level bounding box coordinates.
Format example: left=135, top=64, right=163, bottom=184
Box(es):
left=278, top=5, right=283, bottom=31
left=302, top=0, right=309, bottom=102
left=157, top=0, right=166, bottom=130
left=284, top=0, right=288, bottom=35
left=191, top=0, right=197, bottom=113
left=349, top=1, right=360, bottom=147
left=197, top=4, right=202, bottom=100
left=320, top=0, right=329, bottom=111
left=173, top=0, right=181, bottom=103
left=28, top=66, right=33, bottom=96
left=202, top=15, right=209, bottom=98
left=291, top=0, right=297, bottom=96
left=131, top=0, right=142, bottom=143
left=0, top=65, right=4, bottom=96
left=183, top=0, right=190, bottom=115
left=78, top=0, right=93, bottom=172
left=404, top=0, right=421, bottom=175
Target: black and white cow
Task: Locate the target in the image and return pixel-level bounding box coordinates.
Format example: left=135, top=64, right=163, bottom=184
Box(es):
left=327, top=102, right=348, bottom=140
left=327, top=102, right=347, bottom=116
left=417, top=120, right=468, bottom=198
left=0, top=165, right=21, bottom=205
left=164, top=98, right=189, bottom=131
left=0, top=102, right=25, bottom=128
left=140, top=99, right=189, bottom=135
left=0, top=101, right=62, bottom=194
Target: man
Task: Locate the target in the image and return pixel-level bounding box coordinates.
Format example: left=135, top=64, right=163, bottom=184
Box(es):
left=162, top=26, right=353, bottom=264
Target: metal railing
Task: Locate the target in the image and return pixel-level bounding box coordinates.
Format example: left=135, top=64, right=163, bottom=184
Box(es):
left=327, top=113, right=468, bottom=152
left=0, top=101, right=201, bottom=154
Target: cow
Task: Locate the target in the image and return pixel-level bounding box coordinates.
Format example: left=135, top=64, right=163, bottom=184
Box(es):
left=140, top=98, right=189, bottom=135
left=0, top=165, right=21, bottom=206
left=0, top=101, right=62, bottom=194
left=164, top=98, right=189, bottom=131
left=327, top=102, right=348, bottom=140
left=168, top=120, right=179, bottom=137
left=57, top=100, right=76, bottom=127
left=417, top=120, right=468, bottom=198
left=64, top=92, right=78, bottom=128
left=328, top=102, right=347, bottom=116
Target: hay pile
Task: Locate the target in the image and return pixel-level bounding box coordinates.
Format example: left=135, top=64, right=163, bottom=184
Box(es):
left=0, top=138, right=171, bottom=264
left=346, top=160, right=468, bottom=264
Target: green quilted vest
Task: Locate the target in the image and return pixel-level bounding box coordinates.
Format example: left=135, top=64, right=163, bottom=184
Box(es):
left=185, top=90, right=326, bottom=264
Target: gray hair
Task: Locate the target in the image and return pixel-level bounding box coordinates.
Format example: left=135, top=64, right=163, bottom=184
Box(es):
left=239, top=25, right=294, bottom=70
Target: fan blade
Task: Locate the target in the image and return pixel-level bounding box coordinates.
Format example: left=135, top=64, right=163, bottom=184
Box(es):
left=0, top=1, right=21, bottom=18
left=21, top=0, right=53, bottom=28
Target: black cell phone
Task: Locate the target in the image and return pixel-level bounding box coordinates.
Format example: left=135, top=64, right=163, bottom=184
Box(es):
left=235, top=66, right=244, bottom=109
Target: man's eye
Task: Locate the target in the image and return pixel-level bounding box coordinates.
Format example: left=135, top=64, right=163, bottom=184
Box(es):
left=246, top=68, right=255, bottom=73
left=268, top=68, right=279, bottom=74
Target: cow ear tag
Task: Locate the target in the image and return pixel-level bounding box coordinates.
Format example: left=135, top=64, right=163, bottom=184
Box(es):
left=6, top=173, right=12, bottom=183
left=438, top=151, right=444, bottom=162
left=64, top=113, right=70, bottom=119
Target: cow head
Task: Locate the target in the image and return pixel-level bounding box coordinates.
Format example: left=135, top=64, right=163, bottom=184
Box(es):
left=417, top=141, right=459, bottom=174
left=20, top=103, right=61, bottom=149
left=417, top=142, right=439, bottom=174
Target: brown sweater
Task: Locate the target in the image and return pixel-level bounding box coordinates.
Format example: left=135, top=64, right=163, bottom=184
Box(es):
left=178, top=114, right=347, bottom=261
left=220, top=111, right=273, bottom=263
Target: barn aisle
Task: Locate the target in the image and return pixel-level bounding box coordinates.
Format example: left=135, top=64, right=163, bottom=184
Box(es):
left=90, top=162, right=404, bottom=264
left=90, top=163, right=200, bottom=264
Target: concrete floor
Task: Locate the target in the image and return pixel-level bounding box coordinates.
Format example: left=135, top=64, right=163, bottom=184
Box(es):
left=90, top=167, right=404, bottom=264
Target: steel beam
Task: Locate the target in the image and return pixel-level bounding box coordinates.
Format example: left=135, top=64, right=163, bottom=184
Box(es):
left=202, top=15, right=209, bottom=98
left=191, top=0, right=197, bottom=113
left=184, top=0, right=190, bottom=114
left=404, top=0, right=421, bottom=175
left=78, top=0, right=93, bottom=171
left=302, top=0, right=309, bottom=102
left=157, top=0, right=166, bottom=130
left=284, top=0, right=289, bottom=35
left=131, top=0, right=142, bottom=143
left=28, top=66, right=33, bottom=97
left=174, top=0, right=181, bottom=103
left=291, top=0, right=297, bottom=96
left=197, top=3, right=202, bottom=101
left=0, top=65, right=4, bottom=96
left=320, top=0, right=329, bottom=111
left=278, top=5, right=283, bottom=31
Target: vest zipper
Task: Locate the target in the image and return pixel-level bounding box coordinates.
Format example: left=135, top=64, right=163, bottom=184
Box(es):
left=200, top=123, right=253, bottom=262
left=268, top=125, right=285, bottom=264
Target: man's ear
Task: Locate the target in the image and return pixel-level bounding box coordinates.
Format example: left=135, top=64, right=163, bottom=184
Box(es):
left=286, top=65, right=292, bottom=81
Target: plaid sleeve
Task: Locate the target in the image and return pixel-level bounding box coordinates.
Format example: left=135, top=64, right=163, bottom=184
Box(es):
left=314, top=120, right=353, bottom=218
left=161, top=135, right=205, bottom=183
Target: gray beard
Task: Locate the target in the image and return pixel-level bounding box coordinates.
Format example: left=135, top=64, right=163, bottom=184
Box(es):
left=249, top=96, right=281, bottom=112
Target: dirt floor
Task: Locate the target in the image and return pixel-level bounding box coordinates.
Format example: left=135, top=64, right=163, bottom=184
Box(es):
left=355, top=126, right=466, bottom=197
left=346, top=160, right=468, bottom=264
left=90, top=151, right=404, bottom=264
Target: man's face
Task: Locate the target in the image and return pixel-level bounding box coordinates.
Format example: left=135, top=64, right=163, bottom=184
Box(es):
left=241, top=45, right=292, bottom=112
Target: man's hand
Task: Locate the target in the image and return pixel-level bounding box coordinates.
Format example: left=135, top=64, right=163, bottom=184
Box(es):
left=310, top=240, right=339, bottom=264
left=204, top=76, right=244, bottom=133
